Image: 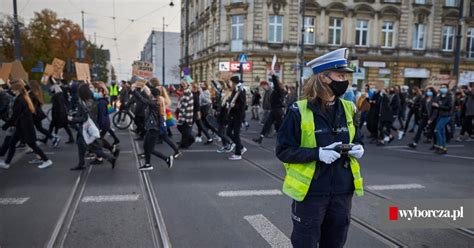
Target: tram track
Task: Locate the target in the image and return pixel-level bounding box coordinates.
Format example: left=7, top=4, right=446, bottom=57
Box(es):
left=129, top=130, right=171, bottom=248
left=238, top=133, right=474, bottom=246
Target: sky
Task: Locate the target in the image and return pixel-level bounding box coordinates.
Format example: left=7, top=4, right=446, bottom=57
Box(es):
left=0, top=0, right=181, bottom=80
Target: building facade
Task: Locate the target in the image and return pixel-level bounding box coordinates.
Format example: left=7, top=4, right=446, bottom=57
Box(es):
left=141, top=31, right=181, bottom=85
left=181, top=0, right=474, bottom=88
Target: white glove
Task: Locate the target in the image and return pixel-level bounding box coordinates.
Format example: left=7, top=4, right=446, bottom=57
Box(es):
left=348, top=144, right=364, bottom=159
left=318, top=142, right=342, bottom=164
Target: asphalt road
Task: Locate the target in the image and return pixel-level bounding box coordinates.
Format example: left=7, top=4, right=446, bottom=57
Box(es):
left=0, top=110, right=473, bottom=247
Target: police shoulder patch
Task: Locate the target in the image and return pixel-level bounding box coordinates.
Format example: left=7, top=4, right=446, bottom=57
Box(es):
left=289, top=102, right=299, bottom=112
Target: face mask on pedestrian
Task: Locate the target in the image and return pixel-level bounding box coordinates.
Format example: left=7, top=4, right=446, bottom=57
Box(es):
left=440, top=87, right=448, bottom=94
left=368, top=88, right=375, bottom=98
left=426, top=91, right=433, bottom=97
left=93, top=91, right=101, bottom=99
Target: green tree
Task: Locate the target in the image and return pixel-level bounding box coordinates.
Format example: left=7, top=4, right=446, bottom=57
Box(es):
left=0, top=16, right=30, bottom=63
left=86, top=41, right=109, bottom=82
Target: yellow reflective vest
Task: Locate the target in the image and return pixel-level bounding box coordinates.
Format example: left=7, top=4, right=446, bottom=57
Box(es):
left=282, top=99, right=364, bottom=202
left=109, top=84, right=119, bottom=97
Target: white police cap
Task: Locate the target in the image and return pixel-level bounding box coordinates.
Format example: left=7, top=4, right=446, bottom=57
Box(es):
left=306, top=48, right=354, bottom=74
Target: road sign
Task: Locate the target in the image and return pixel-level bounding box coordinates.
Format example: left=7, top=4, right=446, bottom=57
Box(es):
left=230, top=61, right=252, bottom=72
left=239, top=54, right=248, bottom=63
left=219, top=62, right=230, bottom=72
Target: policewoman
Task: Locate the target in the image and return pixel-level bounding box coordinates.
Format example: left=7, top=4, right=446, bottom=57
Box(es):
left=276, top=48, right=364, bottom=248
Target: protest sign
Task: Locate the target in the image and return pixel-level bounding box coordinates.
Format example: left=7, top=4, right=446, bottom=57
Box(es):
left=75, top=62, right=91, bottom=83
left=10, top=60, right=28, bottom=81
left=0, top=63, right=12, bottom=82
left=132, top=61, right=153, bottom=79
left=51, top=58, right=65, bottom=78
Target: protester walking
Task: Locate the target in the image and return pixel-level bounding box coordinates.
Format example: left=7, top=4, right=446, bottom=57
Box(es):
left=226, top=76, right=247, bottom=160
left=0, top=82, right=53, bottom=169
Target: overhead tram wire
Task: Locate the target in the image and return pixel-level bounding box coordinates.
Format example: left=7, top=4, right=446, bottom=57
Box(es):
left=19, top=0, right=32, bottom=14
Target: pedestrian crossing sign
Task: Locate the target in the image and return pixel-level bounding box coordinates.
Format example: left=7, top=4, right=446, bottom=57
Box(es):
left=239, top=54, right=248, bottom=63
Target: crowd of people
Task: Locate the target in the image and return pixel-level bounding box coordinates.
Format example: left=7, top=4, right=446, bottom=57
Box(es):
left=0, top=73, right=472, bottom=170
left=355, top=81, right=474, bottom=154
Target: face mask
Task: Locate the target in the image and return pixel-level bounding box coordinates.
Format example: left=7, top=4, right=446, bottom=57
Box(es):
left=440, top=88, right=448, bottom=94
left=93, top=92, right=101, bottom=99
left=328, top=80, right=349, bottom=98
left=426, top=91, right=433, bottom=97
left=368, top=89, right=375, bottom=99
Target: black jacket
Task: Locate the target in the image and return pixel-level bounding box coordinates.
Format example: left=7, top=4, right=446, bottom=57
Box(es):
left=270, top=75, right=286, bottom=109
left=276, top=98, right=363, bottom=196
left=3, top=96, right=37, bottom=143
left=419, top=96, right=438, bottom=122
left=435, top=93, right=453, bottom=117
left=0, top=91, right=12, bottom=121
left=377, top=92, right=393, bottom=122
left=132, top=90, right=163, bottom=132
left=51, top=92, right=69, bottom=128
left=228, top=88, right=246, bottom=121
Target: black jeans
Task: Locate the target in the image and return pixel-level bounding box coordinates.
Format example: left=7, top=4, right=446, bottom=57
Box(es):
left=177, top=123, right=194, bottom=148
left=260, top=108, right=284, bottom=136
left=77, top=134, right=114, bottom=166
left=226, top=117, right=243, bottom=155
left=378, top=121, right=392, bottom=140
left=217, top=123, right=231, bottom=146
left=6, top=132, right=48, bottom=164
left=460, top=116, right=473, bottom=136
left=0, top=135, right=12, bottom=157
left=200, top=105, right=219, bottom=135
left=195, top=118, right=211, bottom=139
left=100, top=128, right=119, bottom=152
left=49, top=123, right=74, bottom=141
left=34, top=119, right=53, bottom=140
left=413, top=119, right=428, bottom=143
left=143, top=129, right=168, bottom=164
left=161, top=134, right=179, bottom=154
left=291, top=193, right=353, bottom=248
left=404, top=109, right=419, bottom=133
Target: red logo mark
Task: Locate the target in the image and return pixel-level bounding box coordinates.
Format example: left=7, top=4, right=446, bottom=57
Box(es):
left=389, top=206, right=398, bottom=221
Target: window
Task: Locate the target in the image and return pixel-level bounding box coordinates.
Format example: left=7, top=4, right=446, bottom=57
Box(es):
left=413, top=23, right=426, bottom=49
left=304, top=17, right=315, bottom=45
left=442, top=26, right=455, bottom=51
left=355, top=20, right=369, bottom=46
left=470, top=0, right=474, bottom=17
left=231, top=15, right=244, bottom=51
left=467, top=28, right=474, bottom=58
left=328, top=17, right=342, bottom=46
left=381, top=21, right=395, bottom=48
left=231, top=0, right=242, bottom=3
left=445, top=0, right=457, bottom=6
left=269, top=15, right=283, bottom=43
left=415, top=0, right=426, bottom=4
left=231, top=15, right=244, bottom=40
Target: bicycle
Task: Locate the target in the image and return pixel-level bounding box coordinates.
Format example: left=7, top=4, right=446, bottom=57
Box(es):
left=112, top=105, right=136, bottom=131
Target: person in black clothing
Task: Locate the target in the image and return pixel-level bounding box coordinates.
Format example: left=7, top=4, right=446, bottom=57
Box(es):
left=250, top=87, right=261, bottom=120
left=253, top=72, right=287, bottom=144
left=131, top=84, right=174, bottom=170
left=433, top=83, right=453, bottom=154
left=49, top=84, right=74, bottom=145
left=227, top=76, right=247, bottom=160
left=192, top=83, right=212, bottom=144
left=404, top=86, right=422, bottom=133
left=214, top=81, right=235, bottom=153
left=388, top=87, right=403, bottom=140
left=375, top=83, right=394, bottom=146
left=0, top=82, right=53, bottom=169
left=69, top=83, right=118, bottom=170
left=89, top=85, right=121, bottom=165
left=408, top=87, right=438, bottom=148
left=29, top=80, right=59, bottom=147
